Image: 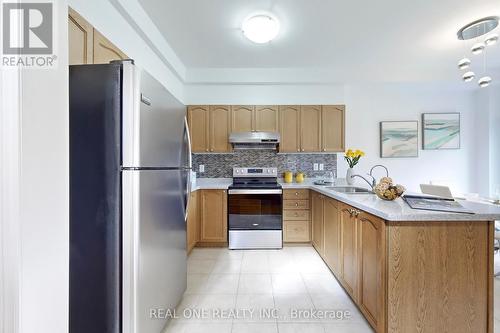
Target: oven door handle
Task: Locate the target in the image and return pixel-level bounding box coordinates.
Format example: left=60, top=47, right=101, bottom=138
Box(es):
left=228, top=189, right=283, bottom=195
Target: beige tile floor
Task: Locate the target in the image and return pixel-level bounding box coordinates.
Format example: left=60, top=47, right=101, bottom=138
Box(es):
left=163, top=246, right=374, bottom=333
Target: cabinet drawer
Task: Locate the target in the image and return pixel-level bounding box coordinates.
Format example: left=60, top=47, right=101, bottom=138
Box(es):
left=283, top=189, right=310, bottom=200
left=283, top=209, right=310, bottom=221
left=283, top=199, right=310, bottom=210
left=284, top=220, right=310, bottom=242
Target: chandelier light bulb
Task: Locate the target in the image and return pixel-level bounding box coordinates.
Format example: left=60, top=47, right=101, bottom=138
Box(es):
left=478, top=76, right=492, bottom=87
left=485, top=33, right=499, bottom=46
left=242, top=14, right=280, bottom=44
left=462, top=71, right=475, bottom=82
left=458, top=58, right=471, bottom=70
left=471, top=42, right=485, bottom=54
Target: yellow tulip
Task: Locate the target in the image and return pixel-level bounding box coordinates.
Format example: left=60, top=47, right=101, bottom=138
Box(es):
left=345, top=149, right=353, bottom=158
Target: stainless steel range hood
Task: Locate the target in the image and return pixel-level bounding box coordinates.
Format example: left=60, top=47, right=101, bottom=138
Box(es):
left=229, top=131, right=280, bottom=150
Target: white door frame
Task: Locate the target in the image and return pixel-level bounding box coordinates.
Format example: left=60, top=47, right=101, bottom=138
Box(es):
left=0, top=68, right=22, bottom=333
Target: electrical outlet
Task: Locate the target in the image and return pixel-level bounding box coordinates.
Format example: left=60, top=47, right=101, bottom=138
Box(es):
left=199, top=164, right=205, bottom=173
left=319, top=164, right=324, bottom=171
left=313, top=163, right=319, bottom=171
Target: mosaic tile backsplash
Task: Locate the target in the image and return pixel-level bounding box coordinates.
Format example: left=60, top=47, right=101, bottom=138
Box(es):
left=192, top=151, right=337, bottom=178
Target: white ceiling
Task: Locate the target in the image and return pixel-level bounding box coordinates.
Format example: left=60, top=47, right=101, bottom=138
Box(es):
left=138, top=0, right=500, bottom=83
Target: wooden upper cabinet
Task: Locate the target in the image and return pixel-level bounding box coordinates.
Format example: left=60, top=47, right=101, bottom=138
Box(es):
left=188, top=106, right=209, bottom=152
left=209, top=105, right=231, bottom=152
left=199, top=190, right=227, bottom=242
left=279, top=105, right=300, bottom=153
left=323, top=197, right=341, bottom=275
left=93, top=29, right=128, bottom=64
left=255, top=105, right=279, bottom=132
left=231, top=105, right=254, bottom=132
left=68, top=8, right=93, bottom=65
left=322, top=105, right=345, bottom=152
left=357, top=212, right=386, bottom=333
left=300, top=105, right=321, bottom=152
left=311, top=192, right=324, bottom=256
left=340, top=204, right=358, bottom=300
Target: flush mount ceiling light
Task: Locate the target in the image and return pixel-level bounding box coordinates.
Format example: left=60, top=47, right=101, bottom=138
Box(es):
left=458, top=58, right=471, bottom=69
left=462, top=71, right=475, bottom=82
left=457, top=16, right=499, bottom=40
left=485, top=33, right=499, bottom=46
left=242, top=14, right=280, bottom=44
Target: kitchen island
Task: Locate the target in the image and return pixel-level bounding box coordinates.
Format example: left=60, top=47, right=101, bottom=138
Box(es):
left=192, top=178, right=500, bottom=333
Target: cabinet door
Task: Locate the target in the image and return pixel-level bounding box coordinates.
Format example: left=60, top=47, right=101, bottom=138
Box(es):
left=321, top=105, right=345, bottom=152
left=186, top=191, right=199, bottom=253
left=340, top=204, right=357, bottom=299
left=231, top=105, right=254, bottom=132
left=279, top=106, right=300, bottom=153
left=200, top=190, right=227, bottom=242
left=300, top=105, right=321, bottom=152
left=93, top=29, right=128, bottom=64
left=357, top=212, right=386, bottom=332
left=255, top=105, right=279, bottom=132
left=311, top=192, right=324, bottom=256
left=209, top=105, right=231, bottom=152
left=284, top=220, right=310, bottom=242
left=68, top=8, right=93, bottom=65
left=188, top=106, right=209, bottom=152
left=324, top=197, right=341, bottom=275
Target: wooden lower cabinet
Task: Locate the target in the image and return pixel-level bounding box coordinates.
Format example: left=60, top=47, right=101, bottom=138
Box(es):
left=186, top=191, right=199, bottom=254
left=312, top=191, right=493, bottom=333
left=357, top=211, right=386, bottom=333
left=283, top=189, right=310, bottom=243
left=323, top=197, right=341, bottom=275
left=339, top=204, right=358, bottom=299
left=199, top=190, right=227, bottom=243
left=311, top=191, right=324, bottom=255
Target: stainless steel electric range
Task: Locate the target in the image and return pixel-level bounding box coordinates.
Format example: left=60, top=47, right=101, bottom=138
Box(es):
left=228, top=167, right=283, bottom=249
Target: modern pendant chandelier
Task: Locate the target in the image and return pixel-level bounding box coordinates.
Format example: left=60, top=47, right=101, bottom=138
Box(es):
left=457, top=16, right=499, bottom=87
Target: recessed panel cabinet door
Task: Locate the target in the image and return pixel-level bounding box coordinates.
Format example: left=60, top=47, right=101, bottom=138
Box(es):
left=311, top=192, right=324, bottom=255
left=357, top=212, right=386, bottom=333
left=300, top=105, right=321, bottom=152
left=68, top=8, right=93, bottom=65
left=209, top=105, right=231, bottom=152
left=255, top=105, right=279, bottom=132
left=322, top=105, right=345, bottom=152
left=231, top=105, right=254, bottom=132
left=340, top=204, right=357, bottom=300
left=186, top=191, right=199, bottom=253
left=188, top=106, right=209, bottom=152
left=200, top=190, right=227, bottom=242
left=93, top=29, right=128, bottom=64
left=279, top=105, right=300, bottom=152
left=323, top=198, right=341, bottom=275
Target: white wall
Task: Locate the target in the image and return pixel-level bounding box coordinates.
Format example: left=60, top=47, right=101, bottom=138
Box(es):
left=17, top=2, right=69, bottom=333
left=340, top=84, right=476, bottom=194
left=185, top=83, right=479, bottom=194
left=68, top=0, right=186, bottom=102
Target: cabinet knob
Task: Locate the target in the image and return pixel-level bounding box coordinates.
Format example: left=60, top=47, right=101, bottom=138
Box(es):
left=295, top=203, right=299, bottom=207
left=297, top=149, right=300, bottom=152
left=210, top=148, right=214, bottom=152
left=302, top=149, right=304, bottom=152
left=295, top=192, right=299, bottom=196
left=205, top=149, right=208, bottom=152
left=323, top=149, right=326, bottom=152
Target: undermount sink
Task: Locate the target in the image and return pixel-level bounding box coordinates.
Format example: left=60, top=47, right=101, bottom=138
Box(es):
left=327, top=186, right=373, bottom=194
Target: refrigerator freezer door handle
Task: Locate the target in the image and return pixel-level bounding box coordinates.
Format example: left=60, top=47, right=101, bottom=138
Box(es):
left=184, top=116, right=193, bottom=222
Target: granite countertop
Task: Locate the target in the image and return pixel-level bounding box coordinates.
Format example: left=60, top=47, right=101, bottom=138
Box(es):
left=192, top=178, right=500, bottom=222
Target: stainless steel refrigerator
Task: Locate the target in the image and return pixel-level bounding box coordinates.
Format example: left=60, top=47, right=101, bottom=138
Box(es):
left=69, top=60, right=192, bottom=333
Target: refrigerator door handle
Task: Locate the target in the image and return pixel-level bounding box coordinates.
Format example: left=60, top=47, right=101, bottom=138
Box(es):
left=183, top=117, right=193, bottom=222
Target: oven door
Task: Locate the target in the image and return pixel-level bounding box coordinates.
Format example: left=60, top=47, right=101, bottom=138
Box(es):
left=227, top=189, right=282, bottom=231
